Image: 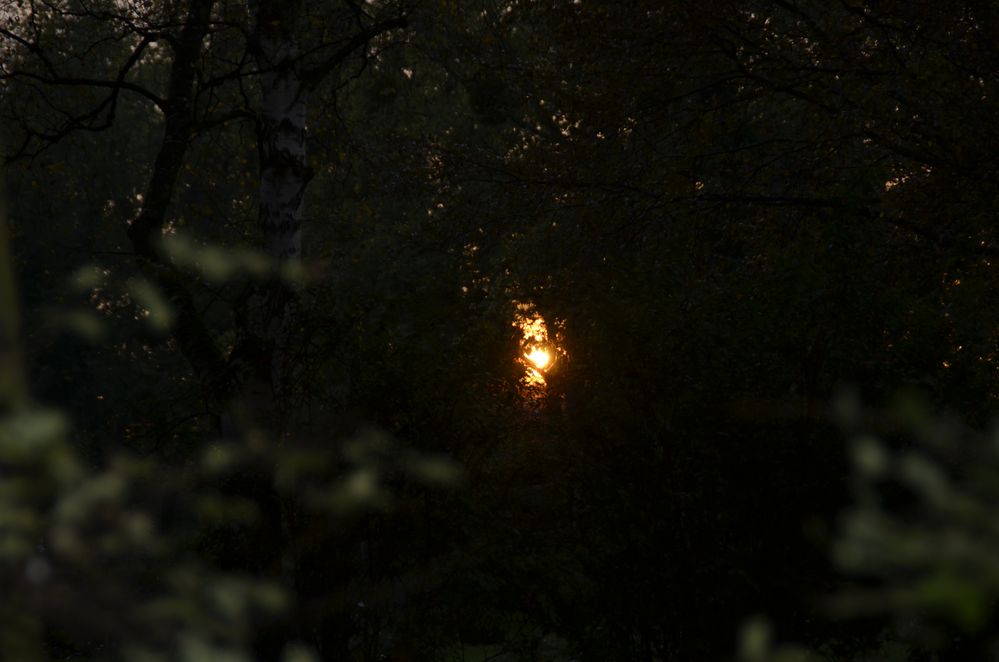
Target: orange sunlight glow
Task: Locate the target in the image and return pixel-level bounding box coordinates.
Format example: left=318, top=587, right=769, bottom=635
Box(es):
left=525, top=346, right=552, bottom=370
left=514, top=303, right=561, bottom=388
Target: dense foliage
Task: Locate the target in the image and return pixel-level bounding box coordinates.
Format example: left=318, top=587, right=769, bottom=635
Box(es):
left=4, top=1, right=999, bottom=659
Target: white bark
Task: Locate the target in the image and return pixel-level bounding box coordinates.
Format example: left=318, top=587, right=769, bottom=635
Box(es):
left=252, top=0, right=308, bottom=264
left=226, top=0, right=309, bottom=431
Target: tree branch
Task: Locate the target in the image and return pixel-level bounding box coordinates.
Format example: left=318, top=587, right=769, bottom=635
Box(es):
left=300, top=16, right=408, bottom=88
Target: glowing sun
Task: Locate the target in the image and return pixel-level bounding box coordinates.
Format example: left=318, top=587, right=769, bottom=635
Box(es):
left=514, top=304, right=561, bottom=387
left=525, top=346, right=552, bottom=370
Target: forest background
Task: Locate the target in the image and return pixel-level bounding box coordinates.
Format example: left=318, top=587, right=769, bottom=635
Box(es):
left=4, top=1, right=999, bottom=660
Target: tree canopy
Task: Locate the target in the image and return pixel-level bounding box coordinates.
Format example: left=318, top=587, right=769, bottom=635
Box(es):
left=4, top=1, right=999, bottom=660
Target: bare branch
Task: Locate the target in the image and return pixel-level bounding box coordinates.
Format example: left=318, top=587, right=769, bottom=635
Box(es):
left=300, top=16, right=408, bottom=88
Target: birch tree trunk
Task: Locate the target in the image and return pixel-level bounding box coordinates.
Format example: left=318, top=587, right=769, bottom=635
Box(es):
left=232, top=0, right=309, bottom=428
left=251, top=0, right=309, bottom=265
left=234, top=2, right=406, bottom=426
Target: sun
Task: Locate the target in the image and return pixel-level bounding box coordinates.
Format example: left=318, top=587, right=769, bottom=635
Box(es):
left=513, top=304, right=561, bottom=388
left=525, top=346, right=552, bottom=370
